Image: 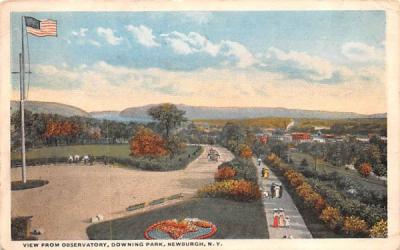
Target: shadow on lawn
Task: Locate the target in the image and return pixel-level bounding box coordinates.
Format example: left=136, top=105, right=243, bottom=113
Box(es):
left=87, top=197, right=269, bottom=240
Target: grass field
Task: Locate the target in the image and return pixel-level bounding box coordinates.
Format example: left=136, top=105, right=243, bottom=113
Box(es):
left=11, top=144, right=202, bottom=171
left=289, top=152, right=386, bottom=192
left=12, top=144, right=131, bottom=160
left=87, top=197, right=269, bottom=240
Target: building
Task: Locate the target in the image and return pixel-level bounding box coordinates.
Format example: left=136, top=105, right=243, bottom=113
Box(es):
left=312, top=137, right=326, bottom=143
left=255, top=133, right=269, bottom=144
left=283, top=134, right=292, bottom=143
left=291, top=132, right=311, bottom=143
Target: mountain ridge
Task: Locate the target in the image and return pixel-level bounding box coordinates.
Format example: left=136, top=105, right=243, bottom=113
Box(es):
left=10, top=100, right=387, bottom=120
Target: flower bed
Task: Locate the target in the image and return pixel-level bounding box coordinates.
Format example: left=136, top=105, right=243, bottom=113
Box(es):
left=198, top=180, right=261, bottom=202
left=144, top=218, right=217, bottom=240
left=266, top=154, right=384, bottom=238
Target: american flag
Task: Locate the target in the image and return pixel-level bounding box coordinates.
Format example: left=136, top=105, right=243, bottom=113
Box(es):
left=25, top=16, right=57, bottom=37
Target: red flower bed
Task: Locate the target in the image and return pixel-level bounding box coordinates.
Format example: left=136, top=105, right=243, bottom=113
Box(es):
left=144, top=219, right=217, bottom=240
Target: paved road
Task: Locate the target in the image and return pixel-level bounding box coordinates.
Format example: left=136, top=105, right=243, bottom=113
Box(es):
left=253, top=158, right=312, bottom=239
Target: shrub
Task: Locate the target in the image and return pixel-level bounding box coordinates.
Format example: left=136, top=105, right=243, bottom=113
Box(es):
left=215, top=166, right=236, bottom=181
left=265, top=153, right=279, bottom=165
left=343, top=216, right=369, bottom=237
left=198, top=179, right=261, bottom=202
left=239, top=144, right=253, bottom=159
left=358, top=163, right=372, bottom=178
left=219, top=158, right=258, bottom=183
left=284, top=169, right=305, bottom=187
left=130, top=127, right=168, bottom=156
left=320, top=206, right=342, bottom=229
left=369, top=219, right=387, bottom=238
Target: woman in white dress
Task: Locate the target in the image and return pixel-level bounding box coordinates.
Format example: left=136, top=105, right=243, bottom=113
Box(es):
left=274, top=185, right=280, bottom=198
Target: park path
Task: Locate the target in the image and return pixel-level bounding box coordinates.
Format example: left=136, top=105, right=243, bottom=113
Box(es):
left=253, top=158, right=313, bottom=239
left=11, top=145, right=234, bottom=240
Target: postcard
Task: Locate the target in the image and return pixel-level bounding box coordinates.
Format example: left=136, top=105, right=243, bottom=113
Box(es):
left=0, top=0, right=399, bottom=250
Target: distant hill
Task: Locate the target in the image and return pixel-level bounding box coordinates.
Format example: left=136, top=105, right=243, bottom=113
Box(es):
left=120, top=104, right=386, bottom=120
left=10, top=100, right=90, bottom=117
left=366, top=113, right=387, bottom=119
left=90, top=111, right=147, bottom=122
left=10, top=101, right=387, bottom=121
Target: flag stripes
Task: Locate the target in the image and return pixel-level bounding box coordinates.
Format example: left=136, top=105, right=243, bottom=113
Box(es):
left=26, top=19, right=57, bottom=37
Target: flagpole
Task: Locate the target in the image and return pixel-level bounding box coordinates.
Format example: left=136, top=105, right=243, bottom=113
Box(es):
left=20, top=16, right=27, bottom=184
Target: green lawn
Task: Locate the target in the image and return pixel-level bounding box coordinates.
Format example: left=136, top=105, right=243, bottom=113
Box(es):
left=12, top=144, right=131, bottom=160
left=11, top=144, right=203, bottom=171
left=87, top=197, right=269, bottom=240
left=289, top=152, right=386, bottom=192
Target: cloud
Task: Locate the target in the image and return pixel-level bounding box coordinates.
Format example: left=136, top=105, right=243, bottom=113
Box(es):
left=161, top=31, right=220, bottom=56
left=220, top=41, right=256, bottom=68
left=96, top=27, right=123, bottom=45
left=71, top=28, right=88, bottom=37
left=87, top=39, right=101, bottom=47
left=161, top=31, right=255, bottom=68
left=341, top=42, right=384, bottom=63
left=125, top=25, right=160, bottom=47
left=20, top=61, right=385, bottom=114
left=260, top=47, right=339, bottom=82
left=70, top=28, right=101, bottom=47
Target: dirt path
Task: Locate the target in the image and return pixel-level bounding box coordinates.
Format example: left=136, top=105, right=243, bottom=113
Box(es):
left=254, top=158, right=312, bottom=239
left=11, top=145, right=233, bottom=240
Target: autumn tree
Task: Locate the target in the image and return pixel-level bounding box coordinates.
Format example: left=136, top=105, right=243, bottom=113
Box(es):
left=239, top=144, right=253, bottom=159
left=358, top=162, right=372, bottom=177
left=130, top=127, right=168, bottom=156
left=44, top=120, right=79, bottom=145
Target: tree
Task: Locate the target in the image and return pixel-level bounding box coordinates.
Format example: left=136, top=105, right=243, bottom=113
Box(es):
left=358, top=163, right=372, bottom=177
left=147, top=103, right=187, bottom=139
left=220, top=122, right=245, bottom=152
left=130, top=127, right=168, bottom=156
left=239, top=144, right=253, bottom=159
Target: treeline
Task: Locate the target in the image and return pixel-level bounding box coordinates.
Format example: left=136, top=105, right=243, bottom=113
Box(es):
left=297, top=138, right=387, bottom=176
left=11, top=110, right=145, bottom=150
left=295, top=118, right=387, bottom=136
left=194, top=117, right=291, bottom=129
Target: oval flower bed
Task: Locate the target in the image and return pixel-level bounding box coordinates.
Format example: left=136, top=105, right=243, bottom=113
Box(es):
left=144, top=218, right=217, bottom=240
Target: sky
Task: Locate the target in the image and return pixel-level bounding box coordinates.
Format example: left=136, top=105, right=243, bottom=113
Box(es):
left=11, top=11, right=386, bottom=114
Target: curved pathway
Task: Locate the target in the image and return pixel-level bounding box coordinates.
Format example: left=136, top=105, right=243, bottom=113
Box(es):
left=11, top=145, right=233, bottom=240
left=253, top=158, right=312, bottom=239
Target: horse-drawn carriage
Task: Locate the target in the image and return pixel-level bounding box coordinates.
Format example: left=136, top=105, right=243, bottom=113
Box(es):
left=208, top=148, right=220, bottom=162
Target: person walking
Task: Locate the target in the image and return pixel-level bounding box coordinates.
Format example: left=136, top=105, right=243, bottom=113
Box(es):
left=278, top=183, right=283, bottom=198
left=270, top=183, right=275, bottom=198
left=278, top=208, right=285, bottom=227
left=274, top=184, right=280, bottom=199
left=272, top=209, right=279, bottom=227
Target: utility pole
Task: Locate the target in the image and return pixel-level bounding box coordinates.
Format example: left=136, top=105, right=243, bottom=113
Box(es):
left=20, top=16, right=27, bottom=183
